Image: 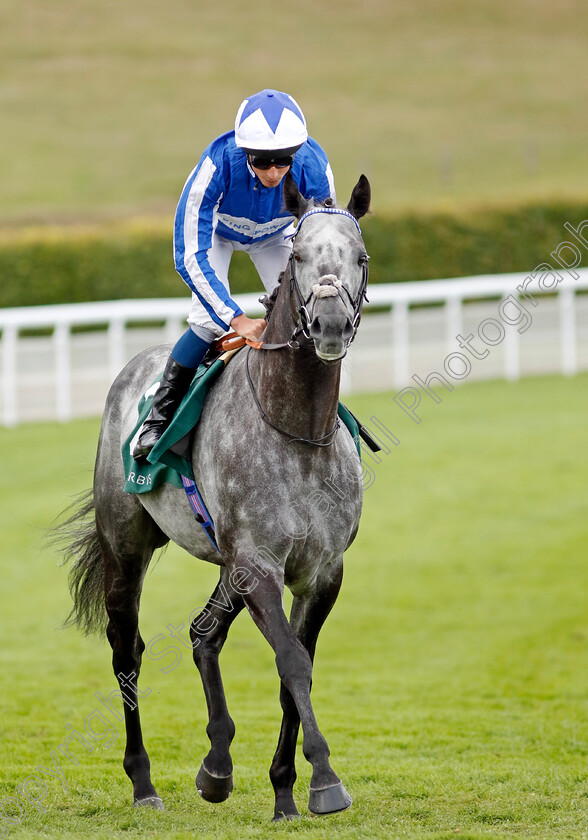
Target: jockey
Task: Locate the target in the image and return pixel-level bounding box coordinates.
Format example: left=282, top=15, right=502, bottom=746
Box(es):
left=133, top=88, right=335, bottom=462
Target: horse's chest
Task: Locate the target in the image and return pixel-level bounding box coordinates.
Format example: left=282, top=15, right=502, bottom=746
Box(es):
left=195, top=368, right=363, bottom=562
left=254, top=461, right=362, bottom=557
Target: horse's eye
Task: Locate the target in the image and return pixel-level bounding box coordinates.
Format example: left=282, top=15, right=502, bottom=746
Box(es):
left=358, top=253, right=369, bottom=265
left=293, top=252, right=302, bottom=262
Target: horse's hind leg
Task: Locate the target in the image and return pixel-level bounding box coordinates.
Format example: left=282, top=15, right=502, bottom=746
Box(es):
left=189, top=568, right=245, bottom=803
left=98, top=490, right=168, bottom=809
left=270, top=558, right=348, bottom=820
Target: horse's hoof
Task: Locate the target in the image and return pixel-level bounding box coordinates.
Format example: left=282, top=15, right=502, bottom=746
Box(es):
left=272, top=809, right=300, bottom=822
left=133, top=795, right=164, bottom=810
left=308, top=781, right=352, bottom=815
left=196, top=763, right=233, bottom=803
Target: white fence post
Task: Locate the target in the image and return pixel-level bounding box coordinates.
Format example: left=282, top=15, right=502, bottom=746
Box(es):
left=54, top=322, right=72, bottom=422
left=503, top=296, right=520, bottom=381
left=164, top=317, right=184, bottom=345
left=108, top=317, right=126, bottom=383
left=392, top=300, right=409, bottom=387
left=559, top=287, right=577, bottom=376
left=446, top=296, right=463, bottom=353
left=1, top=325, right=18, bottom=427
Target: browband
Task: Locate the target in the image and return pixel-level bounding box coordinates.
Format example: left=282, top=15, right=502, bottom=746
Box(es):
left=285, top=207, right=362, bottom=239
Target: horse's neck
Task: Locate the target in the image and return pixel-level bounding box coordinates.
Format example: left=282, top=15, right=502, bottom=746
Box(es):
left=253, top=284, right=341, bottom=441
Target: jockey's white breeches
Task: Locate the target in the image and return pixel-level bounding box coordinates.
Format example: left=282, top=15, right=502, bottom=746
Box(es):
left=187, top=228, right=295, bottom=342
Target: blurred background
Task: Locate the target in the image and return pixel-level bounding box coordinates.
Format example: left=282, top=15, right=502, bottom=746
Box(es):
left=1, top=4, right=588, bottom=837
left=2, top=0, right=588, bottom=225
left=2, top=0, right=588, bottom=423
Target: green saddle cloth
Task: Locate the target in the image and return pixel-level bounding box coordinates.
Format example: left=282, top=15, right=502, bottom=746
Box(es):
left=122, top=357, right=362, bottom=496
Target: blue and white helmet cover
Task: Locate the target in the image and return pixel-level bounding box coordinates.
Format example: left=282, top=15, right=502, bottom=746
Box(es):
left=234, top=89, right=308, bottom=154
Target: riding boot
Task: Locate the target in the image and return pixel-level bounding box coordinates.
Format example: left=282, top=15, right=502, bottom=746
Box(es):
left=133, top=357, right=195, bottom=462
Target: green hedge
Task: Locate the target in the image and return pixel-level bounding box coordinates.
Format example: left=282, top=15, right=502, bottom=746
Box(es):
left=362, top=201, right=588, bottom=284
left=1, top=201, right=587, bottom=309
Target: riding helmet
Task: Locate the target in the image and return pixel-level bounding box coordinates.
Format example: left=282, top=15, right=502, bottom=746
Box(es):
left=234, top=89, right=308, bottom=157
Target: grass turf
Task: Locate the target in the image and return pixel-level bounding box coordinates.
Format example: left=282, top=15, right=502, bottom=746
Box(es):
left=0, top=374, right=587, bottom=838
left=2, top=0, right=588, bottom=222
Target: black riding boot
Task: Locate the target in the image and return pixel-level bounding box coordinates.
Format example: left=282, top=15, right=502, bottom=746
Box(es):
left=133, top=357, right=195, bottom=462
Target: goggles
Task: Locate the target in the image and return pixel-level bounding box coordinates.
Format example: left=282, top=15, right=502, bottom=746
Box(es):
left=248, top=154, right=293, bottom=170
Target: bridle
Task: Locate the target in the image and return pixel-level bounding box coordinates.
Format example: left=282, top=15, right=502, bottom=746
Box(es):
left=243, top=206, right=370, bottom=447
left=239, top=207, right=369, bottom=353
left=287, top=207, right=370, bottom=348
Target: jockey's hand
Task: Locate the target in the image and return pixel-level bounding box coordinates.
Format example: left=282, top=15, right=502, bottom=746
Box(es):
left=230, top=313, right=267, bottom=341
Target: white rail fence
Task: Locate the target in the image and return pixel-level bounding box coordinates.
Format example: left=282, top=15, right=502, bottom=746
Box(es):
left=1, top=270, right=587, bottom=427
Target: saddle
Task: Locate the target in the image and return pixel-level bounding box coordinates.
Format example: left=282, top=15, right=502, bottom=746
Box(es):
left=122, top=336, right=374, bottom=498
left=122, top=347, right=235, bottom=495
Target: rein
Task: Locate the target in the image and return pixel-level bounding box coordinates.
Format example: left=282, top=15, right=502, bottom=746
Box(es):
left=245, top=347, right=340, bottom=446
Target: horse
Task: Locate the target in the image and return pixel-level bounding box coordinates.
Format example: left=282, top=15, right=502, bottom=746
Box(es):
left=57, top=172, right=371, bottom=821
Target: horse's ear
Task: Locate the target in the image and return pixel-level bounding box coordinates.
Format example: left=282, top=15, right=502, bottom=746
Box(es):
left=283, top=172, right=307, bottom=219
left=346, top=174, right=371, bottom=220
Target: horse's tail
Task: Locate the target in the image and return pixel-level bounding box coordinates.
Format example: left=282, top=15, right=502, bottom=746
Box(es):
left=50, top=489, right=108, bottom=636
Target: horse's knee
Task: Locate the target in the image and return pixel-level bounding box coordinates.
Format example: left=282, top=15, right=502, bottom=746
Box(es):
left=276, top=642, right=312, bottom=689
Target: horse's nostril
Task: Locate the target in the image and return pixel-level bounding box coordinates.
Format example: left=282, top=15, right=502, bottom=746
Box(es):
left=309, top=313, right=355, bottom=344
left=309, top=316, right=322, bottom=339
left=343, top=318, right=355, bottom=340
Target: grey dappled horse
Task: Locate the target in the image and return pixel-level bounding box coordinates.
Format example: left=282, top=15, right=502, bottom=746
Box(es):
left=59, top=173, right=371, bottom=821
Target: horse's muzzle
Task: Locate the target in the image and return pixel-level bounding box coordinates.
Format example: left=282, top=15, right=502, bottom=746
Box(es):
left=309, top=309, right=355, bottom=363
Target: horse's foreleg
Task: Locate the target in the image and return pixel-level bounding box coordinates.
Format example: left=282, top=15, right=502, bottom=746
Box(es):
left=269, top=559, right=345, bottom=820
left=269, top=684, right=300, bottom=820
left=190, top=569, right=245, bottom=803
left=239, top=562, right=351, bottom=817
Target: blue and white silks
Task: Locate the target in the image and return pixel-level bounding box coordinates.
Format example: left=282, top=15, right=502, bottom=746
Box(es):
left=173, top=131, right=335, bottom=332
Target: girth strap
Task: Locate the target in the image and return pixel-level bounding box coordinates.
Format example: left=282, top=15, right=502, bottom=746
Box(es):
left=180, top=474, right=220, bottom=553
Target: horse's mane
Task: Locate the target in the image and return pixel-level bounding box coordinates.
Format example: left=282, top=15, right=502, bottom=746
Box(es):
left=261, top=275, right=283, bottom=321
